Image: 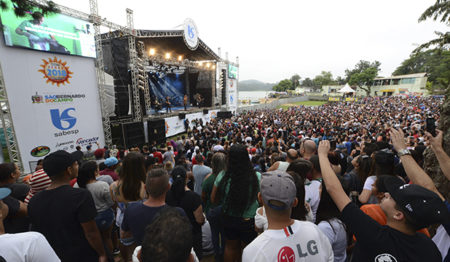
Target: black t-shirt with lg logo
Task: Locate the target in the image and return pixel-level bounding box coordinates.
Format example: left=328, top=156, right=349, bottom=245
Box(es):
left=341, top=203, right=441, bottom=262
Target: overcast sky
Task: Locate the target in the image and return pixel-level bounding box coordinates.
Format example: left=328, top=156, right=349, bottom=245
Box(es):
left=54, top=0, right=448, bottom=83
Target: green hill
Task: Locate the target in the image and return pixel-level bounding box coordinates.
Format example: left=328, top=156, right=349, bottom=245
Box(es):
left=238, top=80, right=275, bottom=91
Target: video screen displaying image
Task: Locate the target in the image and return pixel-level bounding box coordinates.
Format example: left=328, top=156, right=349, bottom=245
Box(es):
left=0, top=0, right=96, bottom=58
left=228, top=64, right=238, bottom=79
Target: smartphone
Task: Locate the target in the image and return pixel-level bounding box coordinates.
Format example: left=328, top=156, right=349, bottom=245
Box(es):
left=426, top=117, right=436, bottom=137
left=330, top=140, right=337, bottom=149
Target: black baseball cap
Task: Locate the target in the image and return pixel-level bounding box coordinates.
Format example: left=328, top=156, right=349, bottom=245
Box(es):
left=43, top=150, right=77, bottom=177
left=383, top=176, right=449, bottom=229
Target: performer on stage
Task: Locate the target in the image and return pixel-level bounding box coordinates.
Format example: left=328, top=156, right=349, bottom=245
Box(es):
left=183, top=94, right=188, bottom=111
left=165, top=96, right=172, bottom=113
left=195, top=93, right=203, bottom=108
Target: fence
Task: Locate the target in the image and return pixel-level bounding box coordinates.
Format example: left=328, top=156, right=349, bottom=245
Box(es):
left=237, top=96, right=309, bottom=113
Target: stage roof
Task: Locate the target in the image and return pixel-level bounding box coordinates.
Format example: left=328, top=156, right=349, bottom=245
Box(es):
left=101, top=30, right=221, bottom=62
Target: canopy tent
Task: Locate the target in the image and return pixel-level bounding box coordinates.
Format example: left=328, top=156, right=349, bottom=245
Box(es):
left=338, top=83, right=355, bottom=93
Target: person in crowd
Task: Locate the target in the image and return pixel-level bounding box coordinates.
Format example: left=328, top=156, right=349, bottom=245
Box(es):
left=166, top=166, right=205, bottom=260
left=137, top=208, right=198, bottom=262
left=318, top=140, right=447, bottom=261
left=121, top=168, right=185, bottom=246
left=202, top=152, right=227, bottom=261
left=305, top=156, right=323, bottom=222
left=163, top=146, right=175, bottom=166
left=193, top=154, right=212, bottom=195
left=300, top=139, right=317, bottom=160
left=316, top=181, right=348, bottom=262
left=78, top=161, right=115, bottom=255
left=94, top=149, right=106, bottom=165
left=83, top=144, right=95, bottom=161
left=391, top=128, right=450, bottom=260
left=211, top=144, right=261, bottom=262
left=286, top=159, right=315, bottom=221
left=242, top=170, right=334, bottom=262
left=152, top=147, right=163, bottom=164
left=0, top=163, right=29, bottom=233
left=100, top=157, right=119, bottom=181
left=267, top=148, right=299, bottom=171
left=110, top=152, right=146, bottom=261
left=28, top=150, right=107, bottom=262
left=358, top=150, right=396, bottom=204
left=24, top=163, right=52, bottom=204
left=0, top=187, right=61, bottom=262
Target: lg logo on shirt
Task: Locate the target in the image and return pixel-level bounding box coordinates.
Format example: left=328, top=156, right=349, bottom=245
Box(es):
left=50, top=108, right=76, bottom=130
left=50, top=108, right=79, bottom=137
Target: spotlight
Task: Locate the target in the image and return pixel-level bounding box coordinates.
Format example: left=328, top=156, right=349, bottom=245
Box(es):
left=178, top=55, right=183, bottom=61
left=165, top=53, right=171, bottom=59
left=206, top=63, right=211, bottom=68
left=199, top=62, right=203, bottom=66
left=149, top=48, right=156, bottom=56
left=212, top=65, right=216, bottom=69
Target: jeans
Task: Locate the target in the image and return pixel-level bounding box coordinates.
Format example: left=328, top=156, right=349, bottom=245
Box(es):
left=206, top=206, right=225, bottom=261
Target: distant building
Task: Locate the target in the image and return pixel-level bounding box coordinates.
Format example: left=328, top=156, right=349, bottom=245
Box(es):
left=362, top=73, right=428, bottom=97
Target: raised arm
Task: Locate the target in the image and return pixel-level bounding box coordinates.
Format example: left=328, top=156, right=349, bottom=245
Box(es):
left=390, top=128, right=445, bottom=201
left=426, top=129, right=450, bottom=181
left=318, top=140, right=351, bottom=211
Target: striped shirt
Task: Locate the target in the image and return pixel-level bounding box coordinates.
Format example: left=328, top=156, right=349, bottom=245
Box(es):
left=24, top=169, right=52, bottom=204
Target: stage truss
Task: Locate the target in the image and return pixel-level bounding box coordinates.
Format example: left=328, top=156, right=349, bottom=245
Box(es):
left=1, top=0, right=228, bottom=169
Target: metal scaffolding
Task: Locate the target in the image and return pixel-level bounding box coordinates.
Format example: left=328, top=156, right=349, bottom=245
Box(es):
left=89, top=0, right=112, bottom=146
left=0, top=63, right=23, bottom=169
left=126, top=9, right=142, bottom=122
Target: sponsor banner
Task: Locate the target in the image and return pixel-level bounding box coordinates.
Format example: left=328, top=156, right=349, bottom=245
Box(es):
left=164, top=110, right=219, bottom=138
left=345, top=97, right=358, bottom=102
left=0, top=41, right=104, bottom=173
left=329, top=97, right=340, bottom=101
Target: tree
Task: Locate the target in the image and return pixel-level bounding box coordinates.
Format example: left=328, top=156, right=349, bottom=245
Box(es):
left=345, top=60, right=381, bottom=96
left=302, top=77, right=314, bottom=87
left=313, top=71, right=336, bottom=87
left=414, top=0, right=449, bottom=52
left=290, top=74, right=301, bottom=90
left=336, top=76, right=346, bottom=85
left=272, top=79, right=292, bottom=92
left=394, top=49, right=450, bottom=92
left=0, top=0, right=58, bottom=17
left=420, top=0, right=450, bottom=201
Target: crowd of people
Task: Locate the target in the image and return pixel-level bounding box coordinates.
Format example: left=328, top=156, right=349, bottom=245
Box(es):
left=0, top=96, right=449, bottom=262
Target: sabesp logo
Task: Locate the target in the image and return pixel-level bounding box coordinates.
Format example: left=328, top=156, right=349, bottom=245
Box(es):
left=50, top=108, right=76, bottom=130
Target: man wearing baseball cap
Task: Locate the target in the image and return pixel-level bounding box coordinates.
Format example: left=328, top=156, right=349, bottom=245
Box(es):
left=318, top=140, right=448, bottom=262
left=0, top=187, right=61, bottom=261
left=28, top=150, right=107, bottom=262
left=242, top=170, right=333, bottom=262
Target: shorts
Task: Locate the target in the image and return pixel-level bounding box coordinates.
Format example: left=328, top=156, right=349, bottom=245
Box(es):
left=95, top=208, right=114, bottom=231
left=222, top=215, right=257, bottom=244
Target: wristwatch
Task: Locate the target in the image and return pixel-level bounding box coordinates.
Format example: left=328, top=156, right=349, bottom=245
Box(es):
left=397, top=149, right=411, bottom=157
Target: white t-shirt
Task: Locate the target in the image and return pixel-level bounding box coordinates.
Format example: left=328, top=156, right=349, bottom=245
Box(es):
left=0, top=232, right=60, bottom=262
left=362, top=176, right=378, bottom=204
left=242, top=220, right=333, bottom=262
left=318, top=218, right=347, bottom=262
left=132, top=246, right=199, bottom=262
left=305, top=180, right=322, bottom=222
left=432, top=224, right=450, bottom=260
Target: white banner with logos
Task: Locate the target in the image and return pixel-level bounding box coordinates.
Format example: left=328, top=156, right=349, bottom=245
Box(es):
left=228, top=78, right=238, bottom=112
left=0, top=42, right=105, bottom=173
left=164, top=110, right=218, bottom=138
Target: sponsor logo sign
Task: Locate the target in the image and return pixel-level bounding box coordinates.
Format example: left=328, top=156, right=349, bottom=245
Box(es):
left=38, top=57, right=73, bottom=86
left=76, top=137, right=100, bottom=146
left=30, top=146, right=50, bottom=157
left=50, top=107, right=79, bottom=137
left=32, top=93, right=85, bottom=104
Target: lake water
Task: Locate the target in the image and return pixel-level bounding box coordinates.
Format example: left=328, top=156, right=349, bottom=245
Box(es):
left=238, top=91, right=270, bottom=100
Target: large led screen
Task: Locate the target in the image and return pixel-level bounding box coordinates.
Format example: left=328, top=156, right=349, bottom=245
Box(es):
left=0, top=1, right=96, bottom=58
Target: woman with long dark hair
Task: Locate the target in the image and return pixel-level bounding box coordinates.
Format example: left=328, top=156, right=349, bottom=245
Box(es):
left=78, top=161, right=115, bottom=254
left=166, top=166, right=204, bottom=260
left=211, top=144, right=261, bottom=262
left=316, top=182, right=348, bottom=262
left=109, top=152, right=146, bottom=261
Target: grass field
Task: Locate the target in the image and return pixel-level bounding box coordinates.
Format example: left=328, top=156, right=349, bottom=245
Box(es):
left=278, top=100, right=327, bottom=110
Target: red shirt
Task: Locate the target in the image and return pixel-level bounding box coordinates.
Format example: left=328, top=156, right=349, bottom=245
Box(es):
left=100, top=169, right=119, bottom=181
left=153, top=151, right=163, bottom=164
